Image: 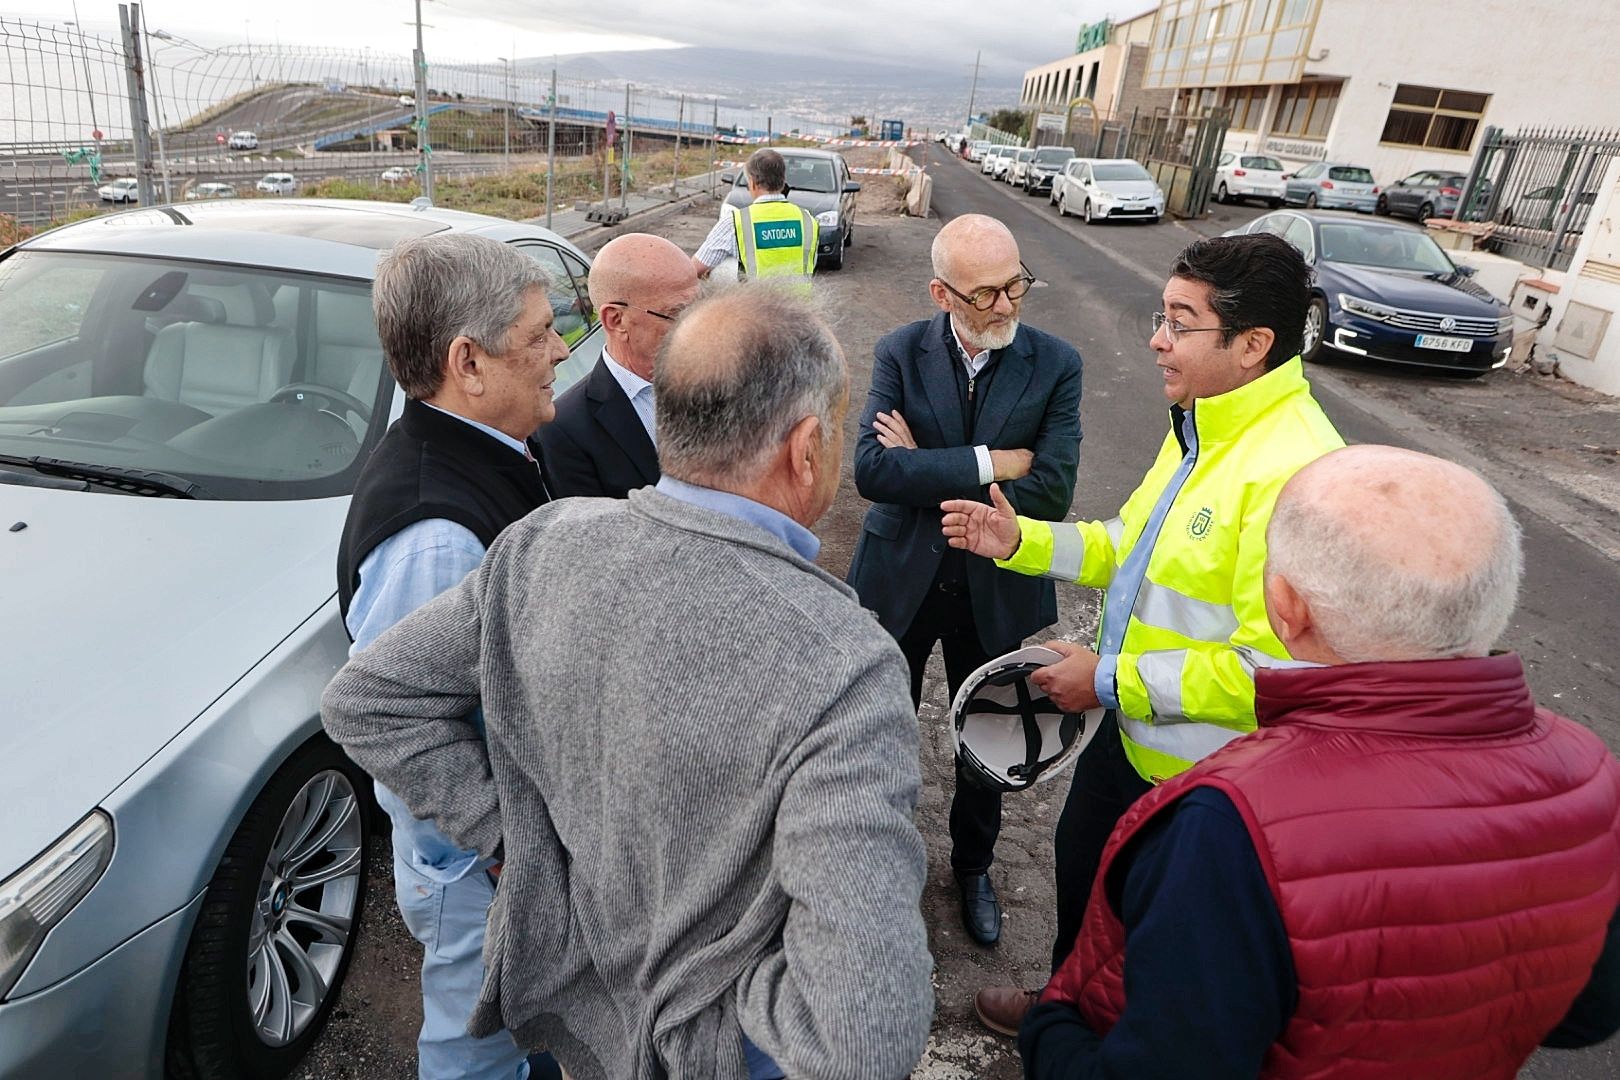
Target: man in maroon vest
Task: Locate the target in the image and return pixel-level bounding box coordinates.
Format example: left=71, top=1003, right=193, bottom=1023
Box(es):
left=1022, top=445, right=1620, bottom=1079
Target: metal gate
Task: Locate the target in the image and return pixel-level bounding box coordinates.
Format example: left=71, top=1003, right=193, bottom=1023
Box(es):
left=1457, top=125, right=1620, bottom=271
left=1130, top=106, right=1231, bottom=219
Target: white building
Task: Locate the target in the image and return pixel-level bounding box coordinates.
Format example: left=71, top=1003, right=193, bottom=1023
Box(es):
left=1140, top=0, right=1620, bottom=185
left=1536, top=158, right=1620, bottom=396
left=1020, top=10, right=1172, bottom=137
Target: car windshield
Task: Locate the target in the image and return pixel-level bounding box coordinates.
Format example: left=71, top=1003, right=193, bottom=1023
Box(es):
left=1093, top=162, right=1152, bottom=182
left=1328, top=166, right=1374, bottom=183
left=783, top=157, right=837, bottom=193
left=1033, top=148, right=1071, bottom=164
left=1017, top=150, right=1035, bottom=162
left=1241, top=156, right=1283, bottom=170
left=1318, top=224, right=1456, bottom=274
left=0, top=250, right=394, bottom=500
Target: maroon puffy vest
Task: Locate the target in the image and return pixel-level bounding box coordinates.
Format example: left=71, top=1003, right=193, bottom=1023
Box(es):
left=1047, top=654, right=1620, bottom=1079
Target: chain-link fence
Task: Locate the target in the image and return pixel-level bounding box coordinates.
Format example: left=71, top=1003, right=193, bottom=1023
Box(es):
left=1, top=5, right=861, bottom=234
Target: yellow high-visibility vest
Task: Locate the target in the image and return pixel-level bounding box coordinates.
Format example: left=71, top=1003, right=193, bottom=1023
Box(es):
left=997, top=358, right=1344, bottom=782
left=731, top=197, right=818, bottom=286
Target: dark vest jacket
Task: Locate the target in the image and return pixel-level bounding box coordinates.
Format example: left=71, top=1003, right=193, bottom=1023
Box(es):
left=1048, top=654, right=1620, bottom=1080
left=337, top=398, right=552, bottom=627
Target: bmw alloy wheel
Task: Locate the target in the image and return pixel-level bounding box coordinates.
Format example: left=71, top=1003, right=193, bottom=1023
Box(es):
left=248, top=769, right=364, bottom=1047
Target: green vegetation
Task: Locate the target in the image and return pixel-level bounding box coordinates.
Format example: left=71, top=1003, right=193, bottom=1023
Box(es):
left=986, top=108, right=1032, bottom=141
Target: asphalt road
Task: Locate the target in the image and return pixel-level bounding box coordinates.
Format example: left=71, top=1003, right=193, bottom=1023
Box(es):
left=296, top=148, right=1619, bottom=1078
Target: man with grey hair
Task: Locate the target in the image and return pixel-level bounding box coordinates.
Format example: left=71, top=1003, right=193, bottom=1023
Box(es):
left=336, top=232, right=570, bottom=1080
left=692, top=147, right=818, bottom=284
left=848, top=212, right=1082, bottom=947
left=323, top=285, right=934, bottom=1080
left=1020, top=445, right=1620, bottom=1078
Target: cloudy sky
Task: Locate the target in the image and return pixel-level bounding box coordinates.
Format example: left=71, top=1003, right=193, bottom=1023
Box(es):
left=20, top=0, right=1130, bottom=73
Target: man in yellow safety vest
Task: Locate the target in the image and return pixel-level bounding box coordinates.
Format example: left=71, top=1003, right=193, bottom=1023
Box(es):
left=941, top=232, right=1345, bottom=1038
left=692, top=148, right=818, bottom=286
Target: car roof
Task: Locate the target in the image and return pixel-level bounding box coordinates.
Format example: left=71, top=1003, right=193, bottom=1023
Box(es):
left=1274, top=209, right=1424, bottom=232
left=19, top=198, right=584, bottom=280
left=1073, top=158, right=1141, bottom=166
left=773, top=148, right=843, bottom=162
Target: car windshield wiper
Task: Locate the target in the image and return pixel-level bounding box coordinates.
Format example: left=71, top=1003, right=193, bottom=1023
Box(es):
left=0, top=454, right=213, bottom=499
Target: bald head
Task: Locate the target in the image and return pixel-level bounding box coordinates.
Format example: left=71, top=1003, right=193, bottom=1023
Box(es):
left=1265, top=446, right=1523, bottom=663
left=588, top=233, right=699, bottom=379
left=655, top=285, right=847, bottom=497
left=931, top=214, right=1019, bottom=283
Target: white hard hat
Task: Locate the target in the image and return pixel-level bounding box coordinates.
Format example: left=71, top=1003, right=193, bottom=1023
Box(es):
left=950, top=646, right=1104, bottom=792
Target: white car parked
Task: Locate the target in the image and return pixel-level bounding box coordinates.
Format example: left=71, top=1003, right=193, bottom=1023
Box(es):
left=1008, top=149, right=1036, bottom=186
left=184, top=181, right=238, bottom=201
left=1052, top=158, right=1166, bottom=224
left=380, top=166, right=413, bottom=185
left=257, top=172, right=300, bottom=196
left=227, top=131, right=259, bottom=150
left=96, top=177, right=139, bottom=203
left=980, top=147, right=1006, bottom=175
left=1214, top=152, right=1287, bottom=207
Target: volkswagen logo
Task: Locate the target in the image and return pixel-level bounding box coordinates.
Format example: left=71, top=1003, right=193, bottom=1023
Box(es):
left=1439, top=316, right=1457, bottom=331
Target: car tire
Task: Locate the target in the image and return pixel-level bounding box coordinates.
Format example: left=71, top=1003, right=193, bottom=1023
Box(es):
left=1375, top=195, right=1390, bottom=216
left=1084, top=198, right=1095, bottom=224
left=166, top=737, right=370, bottom=1080
left=1418, top=201, right=1434, bottom=223
left=1216, top=182, right=1229, bottom=204
left=1269, top=198, right=1284, bottom=209
left=1301, top=295, right=1329, bottom=362
left=1056, top=192, right=1066, bottom=217
left=1306, top=193, right=1319, bottom=209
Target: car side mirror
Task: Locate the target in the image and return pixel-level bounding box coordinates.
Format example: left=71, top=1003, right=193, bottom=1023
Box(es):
left=843, top=181, right=862, bottom=193
left=1455, top=264, right=1477, bottom=278
left=720, top=173, right=735, bottom=185
left=1281, top=173, right=1293, bottom=179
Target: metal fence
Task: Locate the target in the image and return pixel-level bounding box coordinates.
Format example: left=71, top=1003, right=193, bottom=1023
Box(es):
left=1458, top=124, right=1620, bottom=272
left=1040, top=105, right=1230, bottom=218
left=0, top=5, right=852, bottom=231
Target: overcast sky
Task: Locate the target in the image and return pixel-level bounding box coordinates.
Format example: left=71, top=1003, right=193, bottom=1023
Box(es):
left=18, top=0, right=1132, bottom=73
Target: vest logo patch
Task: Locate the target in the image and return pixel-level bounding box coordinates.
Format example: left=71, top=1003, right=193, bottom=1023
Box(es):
left=754, top=220, right=803, bottom=249
left=1187, top=506, right=1214, bottom=540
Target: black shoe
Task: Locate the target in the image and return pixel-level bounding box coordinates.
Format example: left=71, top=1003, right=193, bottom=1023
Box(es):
left=957, top=871, right=1002, bottom=946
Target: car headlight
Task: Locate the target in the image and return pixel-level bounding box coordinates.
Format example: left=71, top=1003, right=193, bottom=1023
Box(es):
left=0, top=811, right=113, bottom=999
left=1338, top=294, right=1398, bottom=322
left=815, top=210, right=839, bottom=228
left=1497, top=315, right=1515, bottom=333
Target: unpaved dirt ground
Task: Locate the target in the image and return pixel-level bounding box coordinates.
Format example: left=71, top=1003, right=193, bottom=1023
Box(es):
left=297, top=190, right=1059, bottom=1080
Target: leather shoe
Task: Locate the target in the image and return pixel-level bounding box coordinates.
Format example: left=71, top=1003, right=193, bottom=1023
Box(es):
left=975, top=985, right=1041, bottom=1037
left=956, top=871, right=1002, bottom=945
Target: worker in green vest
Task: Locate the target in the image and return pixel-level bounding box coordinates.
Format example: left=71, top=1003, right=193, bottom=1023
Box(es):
left=693, top=148, right=819, bottom=287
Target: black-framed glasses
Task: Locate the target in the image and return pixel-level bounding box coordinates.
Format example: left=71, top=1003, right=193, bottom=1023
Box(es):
left=938, top=262, right=1037, bottom=311
left=603, top=300, right=681, bottom=323
left=1151, top=311, right=1242, bottom=342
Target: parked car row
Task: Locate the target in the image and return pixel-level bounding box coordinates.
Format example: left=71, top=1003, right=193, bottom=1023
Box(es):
left=1213, top=154, right=1508, bottom=227
left=968, top=142, right=1168, bottom=225
left=100, top=174, right=303, bottom=205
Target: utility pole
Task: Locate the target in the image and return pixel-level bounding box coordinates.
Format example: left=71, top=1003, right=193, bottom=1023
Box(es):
left=545, top=65, right=556, bottom=228
left=413, top=0, right=432, bottom=200
left=498, top=55, right=511, bottom=172
left=710, top=98, right=718, bottom=197
left=117, top=4, right=156, bottom=206
left=673, top=93, right=684, bottom=195
left=621, top=82, right=631, bottom=214
left=965, top=49, right=981, bottom=130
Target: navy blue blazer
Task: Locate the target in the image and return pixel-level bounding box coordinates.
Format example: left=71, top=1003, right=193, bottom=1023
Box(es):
left=537, top=356, right=659, bottom=500
left=847, top=312, right=1083, bottom=652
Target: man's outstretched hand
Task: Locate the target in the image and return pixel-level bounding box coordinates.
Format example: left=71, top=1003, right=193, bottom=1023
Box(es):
left=941, top=482, right=1021, bottom=560
left=1030, top=640, right=1103, bottom=713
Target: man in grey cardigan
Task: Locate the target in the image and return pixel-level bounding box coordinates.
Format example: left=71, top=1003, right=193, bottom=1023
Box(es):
left=322, top=286, right=934, bottom=1080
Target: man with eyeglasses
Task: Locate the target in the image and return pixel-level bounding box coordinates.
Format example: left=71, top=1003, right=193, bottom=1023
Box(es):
left=539, top=233, right=700, bottom=499
left=940, top=232, right=1344, bottom=1039
left=848, top=213, right=1082, bottom=948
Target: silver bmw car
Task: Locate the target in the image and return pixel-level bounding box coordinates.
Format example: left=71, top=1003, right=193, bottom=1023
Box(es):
left=0, top=199, right=603, bottom=1078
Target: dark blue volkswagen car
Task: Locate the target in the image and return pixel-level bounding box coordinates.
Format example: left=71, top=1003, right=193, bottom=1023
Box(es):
left=1227, top=210, right=1514, bottom=376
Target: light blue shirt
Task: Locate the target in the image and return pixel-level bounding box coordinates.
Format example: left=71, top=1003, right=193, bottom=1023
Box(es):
left=1093, top=407, right=1201, bottom=711
left=655, top=475, right=820, bottom=561
left=346, top=404, right=530, bottom=884
left=602, top=347, right=656, bottom=445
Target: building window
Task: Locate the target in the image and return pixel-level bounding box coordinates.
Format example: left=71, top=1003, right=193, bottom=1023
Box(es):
left=1380, top=84, right=1490, bottom=152
left=1225, top=85, right=1269, bottom=131
left=1272, top=80, right=1340, bottom=138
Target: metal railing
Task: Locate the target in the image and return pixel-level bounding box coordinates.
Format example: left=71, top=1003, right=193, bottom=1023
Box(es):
left=1457, top=124, right=1620, bottom=271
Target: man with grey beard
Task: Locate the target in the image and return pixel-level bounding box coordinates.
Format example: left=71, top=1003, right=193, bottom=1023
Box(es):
left=847, top=213, right=1082, bottom=947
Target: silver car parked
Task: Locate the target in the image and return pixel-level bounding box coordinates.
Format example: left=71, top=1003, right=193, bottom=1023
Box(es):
left=0, top=198, right=604, bottom=1078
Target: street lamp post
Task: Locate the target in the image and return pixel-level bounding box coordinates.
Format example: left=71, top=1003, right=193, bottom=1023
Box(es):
left=497, top=56, right=511, bottom=171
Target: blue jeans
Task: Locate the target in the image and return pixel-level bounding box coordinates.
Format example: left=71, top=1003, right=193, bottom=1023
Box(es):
left=392, top=842, right=530, bottom=1080
left=744, top=1037, right=785, bottom=1080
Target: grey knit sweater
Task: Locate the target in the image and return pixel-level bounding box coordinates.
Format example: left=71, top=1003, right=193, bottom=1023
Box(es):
left=321, top=488, right=934, bottom=1080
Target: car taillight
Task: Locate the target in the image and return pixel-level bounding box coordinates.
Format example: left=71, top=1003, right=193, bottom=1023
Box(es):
left=1321, top=180, right=1335, bottom=189
left=1233, top=168, right=1246, bottom=177
left=1372, top=186, right=1380, bottom=194
left=1440, top=186, right=1461, bottom=196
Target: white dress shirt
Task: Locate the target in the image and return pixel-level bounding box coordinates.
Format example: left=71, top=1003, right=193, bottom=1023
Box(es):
left=949, top=317, right=997, bottom=485
left=602, top=348, right=656, bottom=445
left=694, top=192, right=790, bottom=269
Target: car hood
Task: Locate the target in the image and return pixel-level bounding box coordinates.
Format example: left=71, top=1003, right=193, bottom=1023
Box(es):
left=1097, top=180, right=1160, bottom=197
left=1326, top=261, right=1504, bottom=313
left=0, top=486, right=348, bottom=877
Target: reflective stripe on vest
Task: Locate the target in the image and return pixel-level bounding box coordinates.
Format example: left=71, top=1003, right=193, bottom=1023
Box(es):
left=732, top=200, right=817, bottom=284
